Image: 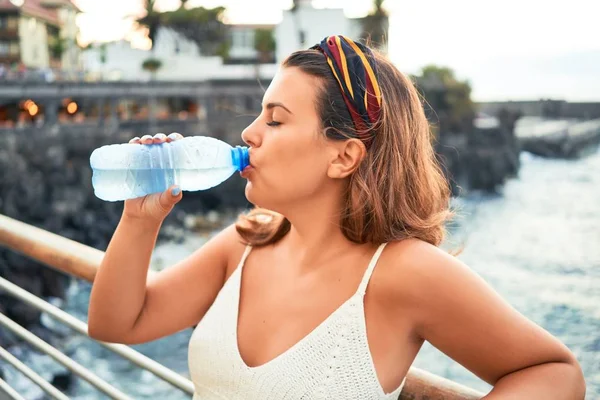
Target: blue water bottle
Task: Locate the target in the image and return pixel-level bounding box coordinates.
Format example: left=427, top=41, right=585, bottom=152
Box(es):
left=90, top=136, right=249, bottom=201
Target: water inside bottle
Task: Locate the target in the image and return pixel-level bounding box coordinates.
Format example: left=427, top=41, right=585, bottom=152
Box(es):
left=92, top=167, right=236, bottom=201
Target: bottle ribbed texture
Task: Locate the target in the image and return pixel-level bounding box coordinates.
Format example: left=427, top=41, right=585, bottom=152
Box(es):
left=188, top=243, right=406, bottom=399
left=90, top=137, right=247, bottom=201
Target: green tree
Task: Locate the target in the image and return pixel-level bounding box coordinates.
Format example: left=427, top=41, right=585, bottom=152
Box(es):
left=142, top=57, right=162, bottom=78
left=161, top=5, right=228, bottom=56
left=254, top=28, right=275, bottom=63
left=361, top=0, right=388, bottom=50
left=412, top=65, right=475, bottom=135
left=48, top=36, right=68, bottom=62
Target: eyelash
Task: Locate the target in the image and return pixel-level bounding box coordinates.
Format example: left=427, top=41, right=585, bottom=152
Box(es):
left=266, top=121, right=281, bottom=127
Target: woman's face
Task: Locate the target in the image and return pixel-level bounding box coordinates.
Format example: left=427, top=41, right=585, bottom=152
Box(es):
left=241, top=66, right=337, bottom=211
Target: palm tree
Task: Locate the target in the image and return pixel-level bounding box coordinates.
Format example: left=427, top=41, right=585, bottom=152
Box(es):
left=135, top=0, right=161, bottom=51
left=361, top=0, right=388, bottom=50
left=161, top=5, right=227, bottom=56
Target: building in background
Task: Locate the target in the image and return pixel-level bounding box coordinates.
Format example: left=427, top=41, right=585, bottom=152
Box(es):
left=81, top=1, right=386, bottom=82
left=0, top=0, right=81, bottom=76
left=81, top=26, right=279, bottom=81
left=227, top=24, right=276, bottom=65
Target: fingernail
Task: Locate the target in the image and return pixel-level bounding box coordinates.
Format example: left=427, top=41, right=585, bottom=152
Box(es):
left=168, top=133, right=179, bottom=140
left=171, top=187, right=181, bottom=196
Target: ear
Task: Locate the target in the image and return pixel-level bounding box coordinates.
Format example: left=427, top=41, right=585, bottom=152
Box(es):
left=327, top=138, right=366, bottom=179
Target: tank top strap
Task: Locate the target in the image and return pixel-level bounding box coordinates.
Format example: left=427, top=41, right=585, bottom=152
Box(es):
left=356, top=243, right=388, bottom=296
left=237, top=245, right=253, bottom=271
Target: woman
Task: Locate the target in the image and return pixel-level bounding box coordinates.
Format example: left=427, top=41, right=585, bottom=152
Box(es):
left=88, top=36, right=585, bottom=399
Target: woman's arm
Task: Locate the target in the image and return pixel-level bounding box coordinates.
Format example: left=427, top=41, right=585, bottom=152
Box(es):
left=384, top=240, right=586, bottom=399
left=88, top=221, right=244, bottom=345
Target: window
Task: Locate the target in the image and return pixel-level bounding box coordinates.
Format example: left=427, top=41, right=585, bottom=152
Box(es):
left=9, top=42, right=19, bottom=55
left=7, top=17, right=18, bottom=30
left=0, top=42, right=8, bottom=55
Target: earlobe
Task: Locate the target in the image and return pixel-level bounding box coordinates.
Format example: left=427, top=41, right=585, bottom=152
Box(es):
left=327, top=139, right=366, bottom=179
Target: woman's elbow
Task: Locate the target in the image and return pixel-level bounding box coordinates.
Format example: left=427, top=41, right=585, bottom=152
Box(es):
left=87, top=314, right=123, bottom=343
left=87, top=322, right=117, bottom=343
left=568, top=358, right=587, bottom=400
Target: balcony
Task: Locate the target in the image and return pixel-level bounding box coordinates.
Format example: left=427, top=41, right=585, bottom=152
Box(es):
left=0, top=27, right=19, bottom=39
left=0, top=53, right=20, bottom=65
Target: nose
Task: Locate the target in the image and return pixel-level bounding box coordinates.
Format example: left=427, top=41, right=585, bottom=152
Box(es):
left=241, top=117, right=262, bottom=148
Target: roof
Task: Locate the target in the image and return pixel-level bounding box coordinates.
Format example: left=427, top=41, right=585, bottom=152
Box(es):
left=39, top=0, right=80, bottom=12
left=228, top=24, right=277, bottom=29
left=0, top=0, right=20, bottom=11
left=0, top=0, right=79, bottom=25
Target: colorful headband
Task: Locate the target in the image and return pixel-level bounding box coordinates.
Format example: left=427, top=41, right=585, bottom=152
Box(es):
left=310, top=35, right=382, bottom=139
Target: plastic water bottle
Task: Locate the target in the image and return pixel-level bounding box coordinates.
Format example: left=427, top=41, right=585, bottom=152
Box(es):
left=90, top=136, right=249, bottom=201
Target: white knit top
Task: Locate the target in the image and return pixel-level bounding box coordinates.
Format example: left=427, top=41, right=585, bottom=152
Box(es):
left=188, top=243, right=406, bottom=399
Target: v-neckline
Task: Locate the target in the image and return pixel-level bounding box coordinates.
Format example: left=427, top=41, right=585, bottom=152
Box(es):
left=232, top=262, right=360, bottom=371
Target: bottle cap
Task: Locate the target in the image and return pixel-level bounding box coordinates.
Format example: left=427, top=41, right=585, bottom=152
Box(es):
left=231, top=146, right=250, bottom=171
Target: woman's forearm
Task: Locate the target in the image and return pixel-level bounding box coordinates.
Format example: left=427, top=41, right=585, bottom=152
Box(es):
left=87, top=214, right=162, bottom=340
left=483, top=360, right=586, bottom=400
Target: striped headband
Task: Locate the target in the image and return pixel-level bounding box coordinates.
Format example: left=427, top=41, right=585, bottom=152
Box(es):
left=310, top=35, right=382, bottom=140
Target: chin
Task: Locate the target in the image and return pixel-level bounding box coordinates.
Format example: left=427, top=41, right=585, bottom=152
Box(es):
left=244, top=182, right=281, bottom=213
left=244, top=181, right=259, bottom=205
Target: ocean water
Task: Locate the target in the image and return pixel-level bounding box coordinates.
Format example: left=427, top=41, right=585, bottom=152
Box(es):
left=3, top=147, right=599, bottom=399
left=413, top=147, right=600, bottom=397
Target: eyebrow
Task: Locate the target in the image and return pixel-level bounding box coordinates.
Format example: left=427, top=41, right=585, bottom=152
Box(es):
left=264, top=102, right=293, bottom=114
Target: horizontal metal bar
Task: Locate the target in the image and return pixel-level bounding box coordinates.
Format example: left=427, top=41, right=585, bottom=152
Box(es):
left=0, top=377, right=26, bottom=400
left=0, top=313, right=132, bottom=400
left=0, top=276, right=194, bottom=395
left=0, top=347, right=69, bottom=400
left=0, top=214, right=104, bottom=282
left=0, top=214, right=155, bottom=282
left=401, top=367, right=484, bottom=399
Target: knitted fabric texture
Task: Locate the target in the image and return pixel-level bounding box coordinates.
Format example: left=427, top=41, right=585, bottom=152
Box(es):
left=188, top=243, right=406, bottom=399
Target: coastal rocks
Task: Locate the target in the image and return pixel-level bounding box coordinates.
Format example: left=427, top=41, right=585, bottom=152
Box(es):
left=516, top=118, right=600, bottom=159
left=436, top=110, right=521, bottom=194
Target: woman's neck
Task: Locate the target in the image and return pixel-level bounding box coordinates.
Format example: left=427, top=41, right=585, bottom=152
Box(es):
left=277, top=188, right=365, bottom=270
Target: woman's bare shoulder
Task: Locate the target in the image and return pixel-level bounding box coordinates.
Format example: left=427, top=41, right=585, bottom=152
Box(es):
left=210, top=223, right=251, bottom=278
left=371, top=238, right=469, bottom=315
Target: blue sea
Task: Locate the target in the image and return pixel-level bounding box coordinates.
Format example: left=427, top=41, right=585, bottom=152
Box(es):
left=3, top=147, right=599, bottom=399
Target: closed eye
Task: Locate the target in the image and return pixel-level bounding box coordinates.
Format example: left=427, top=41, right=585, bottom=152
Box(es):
left=266, top=121, right=281, bottom=127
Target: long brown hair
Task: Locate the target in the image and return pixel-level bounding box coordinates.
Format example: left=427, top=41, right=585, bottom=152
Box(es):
left=236, top=47, right=452, bottom=247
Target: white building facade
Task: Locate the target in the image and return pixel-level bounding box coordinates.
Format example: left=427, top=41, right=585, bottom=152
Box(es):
left=82, top=2, right=369, bottom=81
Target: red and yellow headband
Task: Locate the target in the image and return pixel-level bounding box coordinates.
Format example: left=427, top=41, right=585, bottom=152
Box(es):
left=311, top=35, right=382, bottom=140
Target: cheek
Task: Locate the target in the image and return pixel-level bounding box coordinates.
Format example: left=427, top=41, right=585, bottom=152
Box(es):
left=246, top=138, right=328, bottom=205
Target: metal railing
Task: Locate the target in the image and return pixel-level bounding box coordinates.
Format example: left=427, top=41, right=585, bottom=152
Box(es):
left=0, top=214, right=484, bottom=399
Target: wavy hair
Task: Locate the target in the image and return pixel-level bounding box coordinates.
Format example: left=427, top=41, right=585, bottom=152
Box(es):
left=236, top=47, right=452, bottom=247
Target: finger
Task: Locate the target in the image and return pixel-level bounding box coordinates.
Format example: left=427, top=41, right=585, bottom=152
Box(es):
left=153, top=133, right=167, bottom=144
left=167, top=132, right=183, bottom=142
left=140, top=134, right=153, bottom=144
left=158, top=185, right=182, bottom=210
left=129, top=137, right=141, bottom=144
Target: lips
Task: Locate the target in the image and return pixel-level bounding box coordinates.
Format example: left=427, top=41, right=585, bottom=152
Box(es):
left=240, top=165, right=254, bottom=179
left=240, top=150, right=255, bottom=178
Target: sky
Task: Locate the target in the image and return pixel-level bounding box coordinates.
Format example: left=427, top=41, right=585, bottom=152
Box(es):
left=72, top=0, right=600, bottom=102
